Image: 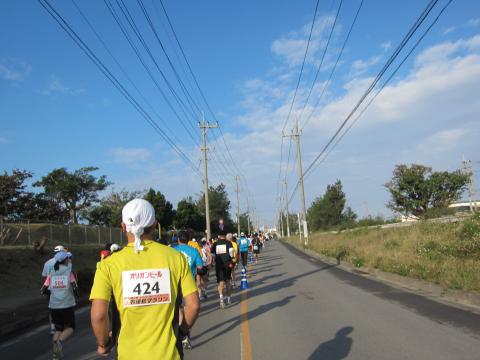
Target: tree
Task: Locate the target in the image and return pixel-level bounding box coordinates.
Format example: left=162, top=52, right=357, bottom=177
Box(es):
left=0, top=169, right=68, bottom=222
left=196, top=183, right=234, bottom=233
left=385, top=164, right=470, bottom=218
left=307, top=180, right=355, bottom=231
left=84, top=189, right=143, bottom=226
left=235, top=212, right=250, bottom=234
left=174, top=197, right=203, bottom=231
left=144, top=188, right=175, bottom=230
left=20, top=193, right=69, bottom=223
left=0, top=169, right=32, bottom=219
left=34, top=167, right=111, bottom=224
left=280, top=212, right=299, bottom=234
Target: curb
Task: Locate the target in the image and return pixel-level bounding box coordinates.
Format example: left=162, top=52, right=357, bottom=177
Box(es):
left=280, top=239, right=480, bottom=315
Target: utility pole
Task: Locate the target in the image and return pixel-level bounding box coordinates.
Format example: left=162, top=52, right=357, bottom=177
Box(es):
left=284, top=120, right=309, bottom=246
left=279, top=197, right=284, bottom=238
left=199, top=113, right=218, bottom=241
left=246, top=196, right=251, bottom=234
left=463, top=157, right=477, bottom=212
left=284, top=178, right=291, bottom=237
left=235, top=175, right=241, bottom=235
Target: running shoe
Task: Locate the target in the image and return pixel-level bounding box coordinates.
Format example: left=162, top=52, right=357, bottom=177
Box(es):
left=220, top=299, right=225, bottom=309
left=50, top=324, right=56, bottom=336
left=226, top=297, right=232, bottom=306
left=182, top=336, right=192, bottom=350
left=56, top=340, right=64, bottom=359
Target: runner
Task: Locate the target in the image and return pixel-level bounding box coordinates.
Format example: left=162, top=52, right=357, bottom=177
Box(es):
left=211, top=232, right=234, bottom=308
left=227, top=233, right=239, bottom=288
left=173, top=230, right=204, bottom=350
left=238, top=232, right=250, bottom=268
left=252, top=235, right=260, bottom=263
left=90, top=199, right=200, bottom=359
left=42, top=245, right=68, bottom=335
left=199, top=238, right=212, bottom=300
left=41, top=251, right=79, bottom=359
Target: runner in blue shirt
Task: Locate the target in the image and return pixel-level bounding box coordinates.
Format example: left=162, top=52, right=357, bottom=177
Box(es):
left=173, top=230, right=204, bottom=278
left=238, top=232, right=251, bottom=268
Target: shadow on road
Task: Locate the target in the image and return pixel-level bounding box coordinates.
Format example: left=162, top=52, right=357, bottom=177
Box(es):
left=192, top=295, right=296, bottom=347
left=307, top=326, right=354, bottom=360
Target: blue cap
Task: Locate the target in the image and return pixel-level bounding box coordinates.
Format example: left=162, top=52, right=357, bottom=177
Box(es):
left=54, top=251, right=68, bottom=263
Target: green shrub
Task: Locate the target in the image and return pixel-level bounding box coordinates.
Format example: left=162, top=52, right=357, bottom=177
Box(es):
left=352, top=257, right=365, bottom=268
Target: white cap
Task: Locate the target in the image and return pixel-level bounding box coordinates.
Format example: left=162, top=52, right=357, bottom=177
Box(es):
left=110, top=244, right=120, bottom=253
left=122, top=199, right=156, bottom=253
left=54, top=245, right=65, bottom=253
left=240, top=232, right=245, bottom=237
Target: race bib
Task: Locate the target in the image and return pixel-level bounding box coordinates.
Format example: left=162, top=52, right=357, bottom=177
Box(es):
left=216, top=244, right=227, bottom=254
left=122, top=269, right=171, bottom=308
left=52, top=275, right=68, bottom=289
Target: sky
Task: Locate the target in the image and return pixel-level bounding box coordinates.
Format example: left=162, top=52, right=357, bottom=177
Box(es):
left=1, top=0, right=480, bottom=227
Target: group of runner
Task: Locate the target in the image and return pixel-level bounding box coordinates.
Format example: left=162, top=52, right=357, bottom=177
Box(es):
left=40, top=198, right=273, bottom=359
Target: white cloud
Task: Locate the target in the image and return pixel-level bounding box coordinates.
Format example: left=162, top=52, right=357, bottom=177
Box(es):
left=416, top=128, right=466, bottom=154
left=442, top=26, right=456, bottom=35
left=110, top=147, right=151, bottom=164
left=0, top=58, right=31, bottom=82
left=467, top=18, right=480, bottom=27
left=351, top=56, right=381, bottom=72
left=380, top=41, right=392, bottom=52
left=271, top=14, right=335, bottom=67
left=224, top=33, right=480, bottom=220
left=40, top=76, right=86, bottom=96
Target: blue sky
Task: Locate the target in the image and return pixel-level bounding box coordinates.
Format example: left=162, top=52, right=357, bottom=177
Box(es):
left=1, top=0, right=480, bottom=226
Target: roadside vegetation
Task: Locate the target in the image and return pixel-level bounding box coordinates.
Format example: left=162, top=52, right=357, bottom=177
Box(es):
left=286, top=213, right=480, bottom=292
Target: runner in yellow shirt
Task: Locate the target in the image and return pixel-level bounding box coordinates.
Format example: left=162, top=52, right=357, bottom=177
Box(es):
left=90, top=199, right=200, bottom=360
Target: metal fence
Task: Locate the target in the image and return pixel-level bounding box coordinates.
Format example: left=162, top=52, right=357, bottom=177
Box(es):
left=0, top=218, right=126, bottom=247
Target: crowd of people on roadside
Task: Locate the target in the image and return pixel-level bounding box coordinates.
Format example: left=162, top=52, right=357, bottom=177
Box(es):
left=40, top=198, right=273, bottom=359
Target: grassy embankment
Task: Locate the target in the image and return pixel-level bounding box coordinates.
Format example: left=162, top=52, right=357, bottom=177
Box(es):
left=0, top=244, right=102, bottom=305
left=285, top=214, right=480, bottom=292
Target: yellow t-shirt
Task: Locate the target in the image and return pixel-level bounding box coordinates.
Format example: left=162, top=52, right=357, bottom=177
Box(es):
left=231, top=241, right=238, bottom=262
left=90, top=240, right=197, bottom=360
left=187, top=240, right=203, bottom=259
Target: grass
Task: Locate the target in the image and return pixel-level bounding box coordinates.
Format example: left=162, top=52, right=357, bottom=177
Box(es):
left=285, top=214, right=480, bottom=292
left=0, top=244, right=102, bottom=306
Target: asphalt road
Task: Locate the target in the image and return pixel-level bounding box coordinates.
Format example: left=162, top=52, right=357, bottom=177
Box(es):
left=1, top=239, right=480, bottom=359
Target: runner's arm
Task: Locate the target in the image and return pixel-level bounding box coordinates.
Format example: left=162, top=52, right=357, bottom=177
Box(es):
left=91, top=299, right=112, bottom=356
left=182, top=291, right=200, bottom=331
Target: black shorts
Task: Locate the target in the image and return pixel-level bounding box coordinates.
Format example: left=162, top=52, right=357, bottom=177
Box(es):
left=215, top=266, right=232, bottom=283
left=50, top=307, right=75, bottom=331
left=197, top=266, right=208, bottom=277
left=240, top=252, right=248, bottom=267
left=253, top=247, right=260, bottom=254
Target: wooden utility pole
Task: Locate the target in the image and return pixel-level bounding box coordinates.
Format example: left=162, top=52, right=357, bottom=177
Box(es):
left=199, top=114, right=218, bottom=241
left=235, top=175, right=241, bottom=235
left=283, top=120, right=309, bottom=246
left=284, top=178, right=291, bottom=237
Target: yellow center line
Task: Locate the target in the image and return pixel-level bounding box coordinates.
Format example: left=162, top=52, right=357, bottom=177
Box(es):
left=240, top=267, right=253, bottom=360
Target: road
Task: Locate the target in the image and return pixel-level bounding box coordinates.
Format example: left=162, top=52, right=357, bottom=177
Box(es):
left=1, top=239, right=480, bottom=359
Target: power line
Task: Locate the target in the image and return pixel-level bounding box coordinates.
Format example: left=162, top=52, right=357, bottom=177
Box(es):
left=295, top=0, right=344, bottom=127
left=289, top=0, right=451, bottom=201
left=105, top=0, right=200, bottom=143
left=71, top=0, right=183, bottom=148
left=38, top=0, right=201, bottom=175
left=307, top=0, right=455, bottom=178
left=301, top=0, right=364, bottom=130
left=281, top=0, right=321, bottom=134
left=302, top=0, right=440, bottom=179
